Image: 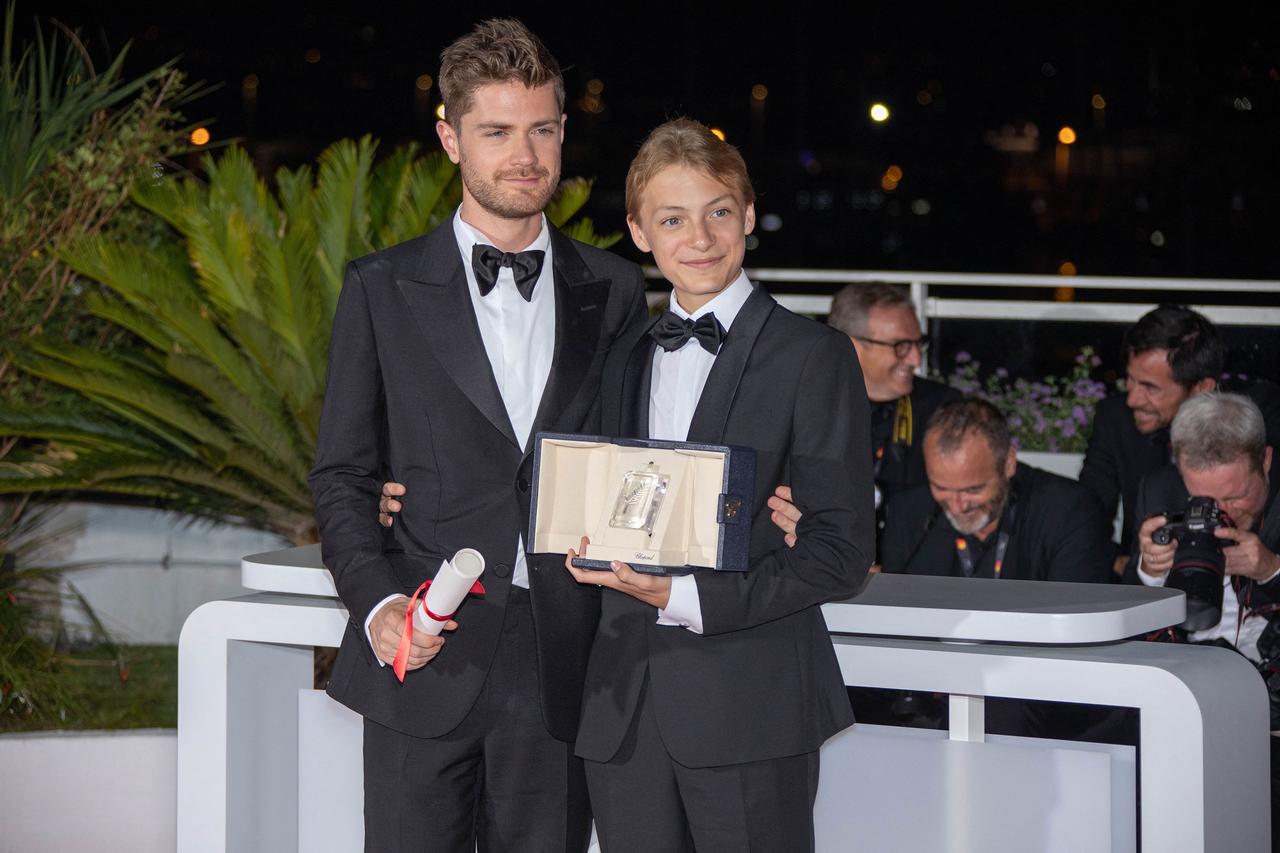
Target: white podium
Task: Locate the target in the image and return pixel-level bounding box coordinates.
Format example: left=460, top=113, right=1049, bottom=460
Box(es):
left=177, top=546, right=1270, bottom=852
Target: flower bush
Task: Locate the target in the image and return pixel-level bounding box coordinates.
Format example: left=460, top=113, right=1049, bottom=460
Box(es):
left=936, top=347, right=1109, bottom=453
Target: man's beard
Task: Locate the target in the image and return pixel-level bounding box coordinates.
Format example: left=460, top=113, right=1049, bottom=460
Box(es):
left=460, top=156, right=557, bottom=220
left=943, top=476, right=1010, bottom=536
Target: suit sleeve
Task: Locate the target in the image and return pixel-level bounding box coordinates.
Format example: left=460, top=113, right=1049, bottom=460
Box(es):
left=1040, top=484, right=1115, bottom=583
left=879, top=489, right=935, bottom=574
left=1078, top=399, right=1123, bottom=529
left=693, top=332, right=875, bottom=635
left=308, top=261, right=401, bottom=627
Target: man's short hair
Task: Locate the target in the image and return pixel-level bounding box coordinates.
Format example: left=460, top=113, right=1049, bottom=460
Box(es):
left=1171, top=392, right=1267, bottom=473
left=926, top=397, right=1011, bottom=463
left=1122, top=304, right=1224, bottom=389
left=625, top=119, right=755, bottom=219
left=826, top=283, right=913, bottom=338
left=439, top=19, right=564, bottom=124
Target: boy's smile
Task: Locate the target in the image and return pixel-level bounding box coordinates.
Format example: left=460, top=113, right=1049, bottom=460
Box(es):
left=627, top=164, right=756, bottom=313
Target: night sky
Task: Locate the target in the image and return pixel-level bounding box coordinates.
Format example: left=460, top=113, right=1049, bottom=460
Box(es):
left=25, top=1, right=1280, bottom=281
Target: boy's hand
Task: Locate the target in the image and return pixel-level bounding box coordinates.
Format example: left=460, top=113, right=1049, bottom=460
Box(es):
left=565, top=536, right=672, bottom=609
left=379, top=482, right=406, bottom=527
left=767, top=485, right=802, bottom=547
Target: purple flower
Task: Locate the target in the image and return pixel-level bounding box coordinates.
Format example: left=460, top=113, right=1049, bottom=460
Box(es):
left=1011, top=436, right=1021, bottom=449
left=1009, top=415, right=1023, bottom=428
left=1071, top=405, right=1088, bottom=424
left=1033, top=413, right=1047, bottom=434
left=1061, top=420, right=1077, bottom=438
left=995, top=367, right=1009, bottom=379
left=955, top=351, right=972, bottom=364
left=1091, top=355, right=1102, bottom=367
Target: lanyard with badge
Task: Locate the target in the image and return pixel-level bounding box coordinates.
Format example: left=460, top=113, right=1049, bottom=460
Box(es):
left=873, top=396, right=914, bottom=509
left=954, top=500, right=1017, bottom=578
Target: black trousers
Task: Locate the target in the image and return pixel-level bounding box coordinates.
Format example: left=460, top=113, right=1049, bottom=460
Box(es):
left=585, top=676, right=820, bottom=853
left=362, top=588, right=591, bottom=853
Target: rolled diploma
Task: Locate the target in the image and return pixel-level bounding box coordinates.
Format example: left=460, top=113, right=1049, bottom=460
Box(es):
left=414, top=548, right=485, bottom=635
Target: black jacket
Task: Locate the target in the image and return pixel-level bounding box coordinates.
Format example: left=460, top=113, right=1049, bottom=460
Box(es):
left=575, top=285, right=875, bottom=768
left=881, top=463, right=1114, bottom=583
left=309, top=224, right=646, bottom=741
left=872, top=377, right=961, bottom=503
left=1081, top=381, right=1280, bottom=553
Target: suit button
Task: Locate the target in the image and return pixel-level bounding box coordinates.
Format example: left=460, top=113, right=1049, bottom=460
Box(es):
left=517, top=477, right=530, bottom=494
left=493, top=563, right=511, bottom=578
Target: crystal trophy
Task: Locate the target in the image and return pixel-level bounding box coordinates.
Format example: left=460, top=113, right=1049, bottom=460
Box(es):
left=609, top=461, right=669, bottom=535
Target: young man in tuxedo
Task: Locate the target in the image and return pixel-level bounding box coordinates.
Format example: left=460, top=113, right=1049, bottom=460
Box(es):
left=308, top=19, right=645, bottom=853
left=564, top=119, right=874, bottom=852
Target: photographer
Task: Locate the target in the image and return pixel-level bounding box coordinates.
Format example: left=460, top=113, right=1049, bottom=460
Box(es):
left=1131, top=392, right=1280, bottom=658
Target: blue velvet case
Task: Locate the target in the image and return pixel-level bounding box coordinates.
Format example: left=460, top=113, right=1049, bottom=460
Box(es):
left=527, top=432, right=756, bottom=575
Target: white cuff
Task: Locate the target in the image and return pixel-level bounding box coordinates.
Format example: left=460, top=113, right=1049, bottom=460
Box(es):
left=365, top=593, right=410, bottom=667
left=656, top=574, right=704, bottom=635
left=1135, top=556, right=1167, bottom=587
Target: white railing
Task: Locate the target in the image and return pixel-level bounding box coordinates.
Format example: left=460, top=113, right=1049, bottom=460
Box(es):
left=643, top=267, right=1280, bottom=327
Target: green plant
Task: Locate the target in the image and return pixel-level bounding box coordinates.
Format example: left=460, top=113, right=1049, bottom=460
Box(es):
left=936, top=347, right=1109, bottom=453
left=0, top=137, right=621, bottom=543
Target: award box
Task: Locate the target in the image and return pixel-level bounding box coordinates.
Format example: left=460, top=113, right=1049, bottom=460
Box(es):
left=527, top=432, right=757, bottom=575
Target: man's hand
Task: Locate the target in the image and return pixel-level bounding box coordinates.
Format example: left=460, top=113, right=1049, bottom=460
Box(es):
left=1216, top=527, right=1280, bottom=582
left=378, top=481, right=406, bottom=528
left=767, top=485, right=802, bottom=547
left=368, top=596, right=455, bottom=670
left=564, top=536, right=672, bottom=609
left=1137, top=515, right=1176, bottom=577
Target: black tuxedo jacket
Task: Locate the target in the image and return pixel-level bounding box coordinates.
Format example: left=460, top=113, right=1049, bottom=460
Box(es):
left=1081, top=382, right=1280, bottom=553
left=309, top=224, right=645, bottom=741
left=574, top=285, right=875, bottom=769
left=881, top=463, right=1114, bottom=583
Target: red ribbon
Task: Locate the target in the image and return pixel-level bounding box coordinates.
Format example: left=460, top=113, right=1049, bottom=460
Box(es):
left=392, top=577, right=486, bottom=682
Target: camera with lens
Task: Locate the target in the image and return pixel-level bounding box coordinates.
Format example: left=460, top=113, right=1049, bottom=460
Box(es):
left=1152, top=495, right=1233, bottom=631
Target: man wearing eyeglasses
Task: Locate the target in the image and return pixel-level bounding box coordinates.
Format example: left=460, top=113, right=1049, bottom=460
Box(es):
left=827, top=283, right=959, bottom=546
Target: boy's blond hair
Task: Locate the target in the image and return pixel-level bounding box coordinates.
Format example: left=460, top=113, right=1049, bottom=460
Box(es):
left=625, top=119, right=755, bottom=218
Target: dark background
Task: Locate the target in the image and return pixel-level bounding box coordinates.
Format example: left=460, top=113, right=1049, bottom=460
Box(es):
left=24, top=1, right=1280, bottom=378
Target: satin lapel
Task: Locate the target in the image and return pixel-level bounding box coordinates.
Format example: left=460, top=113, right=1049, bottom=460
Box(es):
left=395, top=228, right=519, bottom=449
left=625, top=326, right=659, bottom=439
left=524, top=229, right=611, bottom=454
left=685, top=285, right=776, bottom=443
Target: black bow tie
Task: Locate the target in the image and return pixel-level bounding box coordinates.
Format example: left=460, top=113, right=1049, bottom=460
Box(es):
left=471, top=244, right=546, bottom=301
left=649, top=310, right=726, bottom=355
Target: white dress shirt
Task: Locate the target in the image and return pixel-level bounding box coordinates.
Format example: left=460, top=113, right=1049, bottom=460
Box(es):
left=650, top=271, right=754, bottom=635
left=366, top=209, right=556, bottom=660
left=1136, top=559, right=1272, bottom=661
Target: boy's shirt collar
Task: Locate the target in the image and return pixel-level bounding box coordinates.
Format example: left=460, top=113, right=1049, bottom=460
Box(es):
left=668, top=270, right=752, bottom=332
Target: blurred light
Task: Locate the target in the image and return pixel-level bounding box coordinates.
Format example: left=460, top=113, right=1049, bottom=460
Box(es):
left=304, top=48, right=322, bottom=64
left=587, top=78, right=604, bottom=95
left=415, top=74, right=433, bottom=92
left=190, top=127, right=210, bottom=146
left=745, top=234, right=760, bottom=251
left=1150, top=230, right=1166, bottom=247
left=1041, top=62, right=1056, bottom=77
left=869, top=103, right=890, bottom=122
left=1024, top=122, right=1039, bottom=138
left=1057, top=261, right=1077, bottom=276
left=1091, top=94, right=1107, bottom=110
left=885, top=164, right=903, bottom=182
left=911, top=198, right=931, bottom=216
left=916, top=90, right=933, bottom=106
left=710, top=127, right=726, bottom=141
left=1057, top=126, right=1077, bottom=145
left=751, top=84, right=769, bottom=101
left=435, top=103, right=446, bottom=121
left=760, top=213, right=783, bottom=232
left=880, top=174, right=898, bottom=192
left=242, top=73, right=259, bottom=94
left=1054, top=286, right=1076, bottom=302
left=580, top=94, right=604, bottom=114
left=1234, top=97, right=1253, bottom=111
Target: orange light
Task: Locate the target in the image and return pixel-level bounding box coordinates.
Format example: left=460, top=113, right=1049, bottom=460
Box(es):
left=190, top=127, right=210, bottom=146
left=304, top=48, right=321, bottom=64
left=880, top=174, right=898, bottom=192
left=415, top=74, right=433, bottom=92
left=1091, top=94, right=1106, bottom=110
left=1057, top=261, right=1078, bottom=276
left=751, top=84, right=768, bottom=101
left=710, top=128, right=726, bottom=141
left=587, top=79, right=604, bottom=95
left=242, top=73, right=259, bottom=93
left=1057, top=126, right=1077, bottom=145
left=885, top=164, right=903, bottom=182
left=1054, top=286, right=1076, bottom=302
